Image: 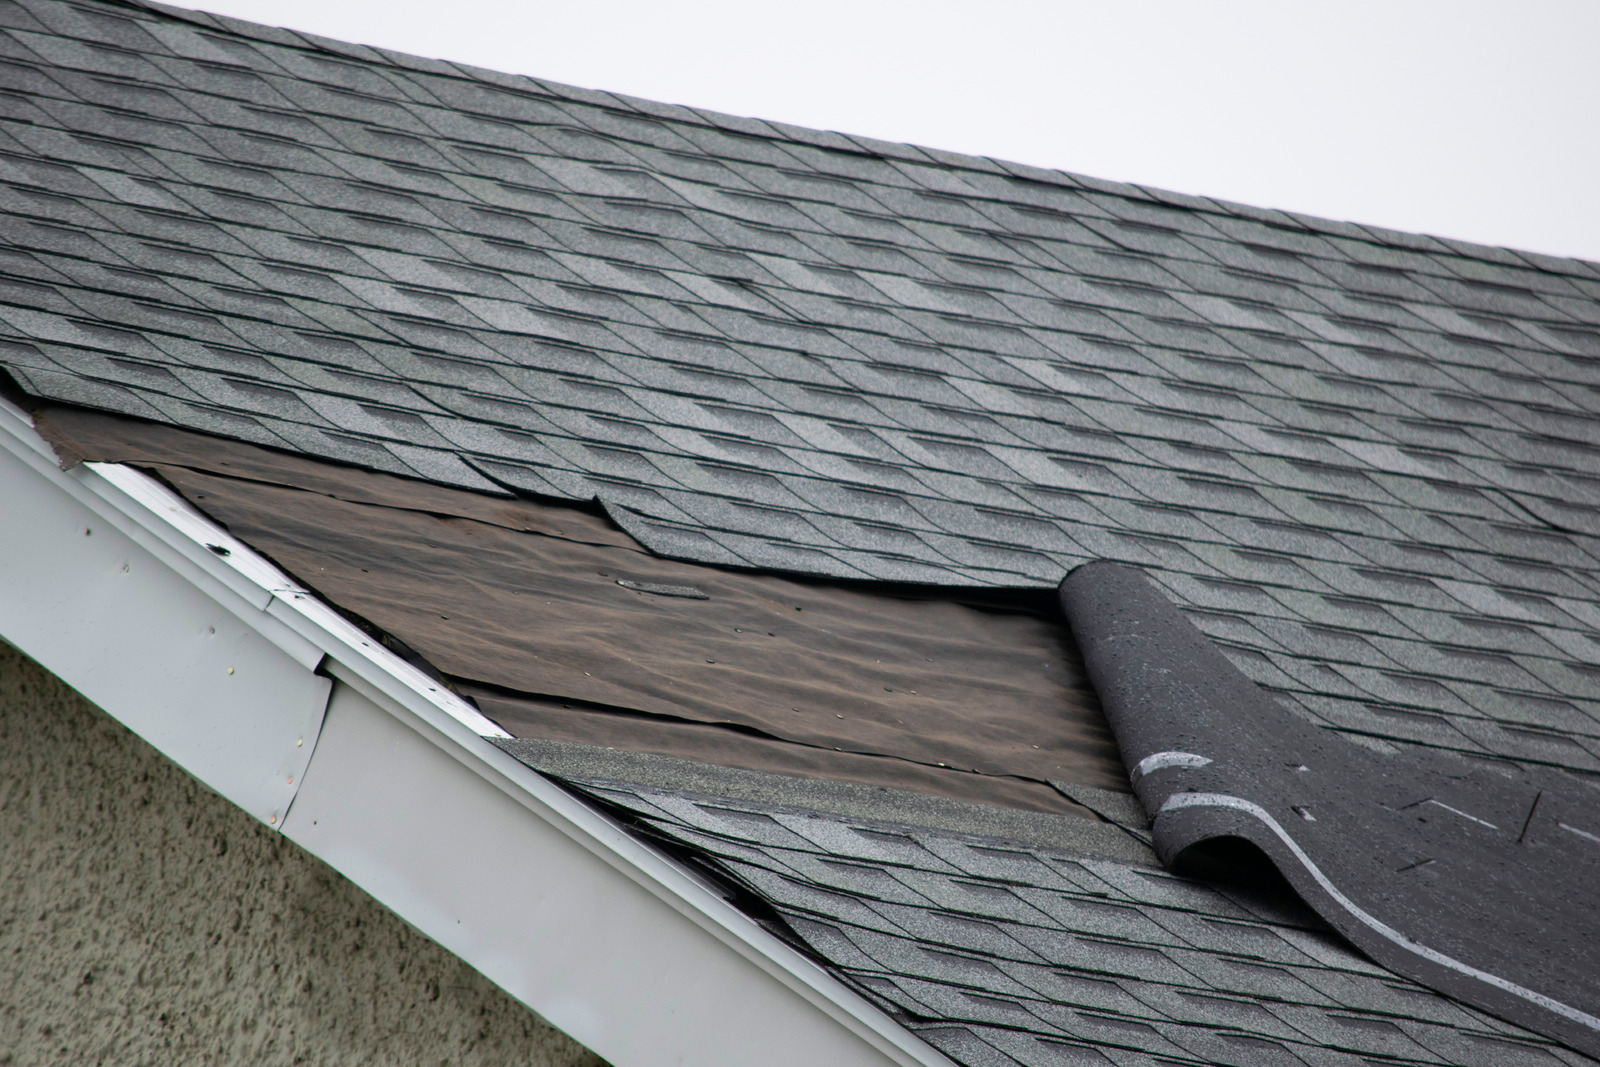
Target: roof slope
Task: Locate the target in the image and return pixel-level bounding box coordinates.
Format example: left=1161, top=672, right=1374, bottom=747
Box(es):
left=583, top=778, right=1583, bottom=1067
left=2, top=0, right=1600, bottom=1063
left=3, top=0, right=1598, bottom=779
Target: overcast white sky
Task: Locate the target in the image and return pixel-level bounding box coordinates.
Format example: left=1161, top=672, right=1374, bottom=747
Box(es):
left=178, top=0, right=1600, bottom=263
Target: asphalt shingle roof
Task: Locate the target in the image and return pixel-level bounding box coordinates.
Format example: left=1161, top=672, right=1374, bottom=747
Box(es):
left=583, top=779, right=1587, bottom=1067
left=2, top=1, right=1599, bottom=1062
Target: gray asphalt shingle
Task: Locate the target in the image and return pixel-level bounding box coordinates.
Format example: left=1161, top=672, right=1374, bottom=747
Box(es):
left=580, top=781, right=1587, bottom=1067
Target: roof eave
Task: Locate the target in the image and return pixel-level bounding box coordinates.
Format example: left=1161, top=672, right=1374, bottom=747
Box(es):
left=0, top=395, right=951, bottom=1067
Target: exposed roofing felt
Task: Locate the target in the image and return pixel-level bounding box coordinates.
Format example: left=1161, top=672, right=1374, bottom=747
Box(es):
left=34, top=404, right=1118, bottom=812
left=3, top=0, right=1600, bottom=1062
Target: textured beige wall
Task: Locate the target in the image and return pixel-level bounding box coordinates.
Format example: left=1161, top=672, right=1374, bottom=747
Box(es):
left=0, top=641, right=607, bottom=1066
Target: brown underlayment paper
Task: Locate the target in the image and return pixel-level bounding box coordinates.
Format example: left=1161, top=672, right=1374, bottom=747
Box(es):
left=466, top=688, right=1084, bottom=813
left=36, top=407, right=1127, bottom=808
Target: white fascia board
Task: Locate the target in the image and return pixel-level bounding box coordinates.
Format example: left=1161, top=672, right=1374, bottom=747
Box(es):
left=0, top=405, right=330, bottom=825
left=0, top=398, right=952, bottom=1067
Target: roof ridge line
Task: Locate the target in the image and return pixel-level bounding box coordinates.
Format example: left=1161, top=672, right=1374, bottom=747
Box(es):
left=88, top=0, right=1600, bottom=276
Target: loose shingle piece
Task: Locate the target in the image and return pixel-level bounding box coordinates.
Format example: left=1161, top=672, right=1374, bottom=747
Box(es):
left=1063, top=562, right=1600, bottom=1056
left=3, top=1, right=1600, bottom=1062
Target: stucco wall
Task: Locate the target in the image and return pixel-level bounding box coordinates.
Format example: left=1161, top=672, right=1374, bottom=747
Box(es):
left=0, top=640, right=606, bottom=1066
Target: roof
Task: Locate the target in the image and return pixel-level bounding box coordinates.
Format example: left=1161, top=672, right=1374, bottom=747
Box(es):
left=1, top=0, right=1599, bottom=1064
left=586, top=780, right=1569, bottom=1067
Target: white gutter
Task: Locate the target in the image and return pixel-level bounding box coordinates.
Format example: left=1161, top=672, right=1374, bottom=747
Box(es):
left=0, top=396, right=952, bottom=1067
